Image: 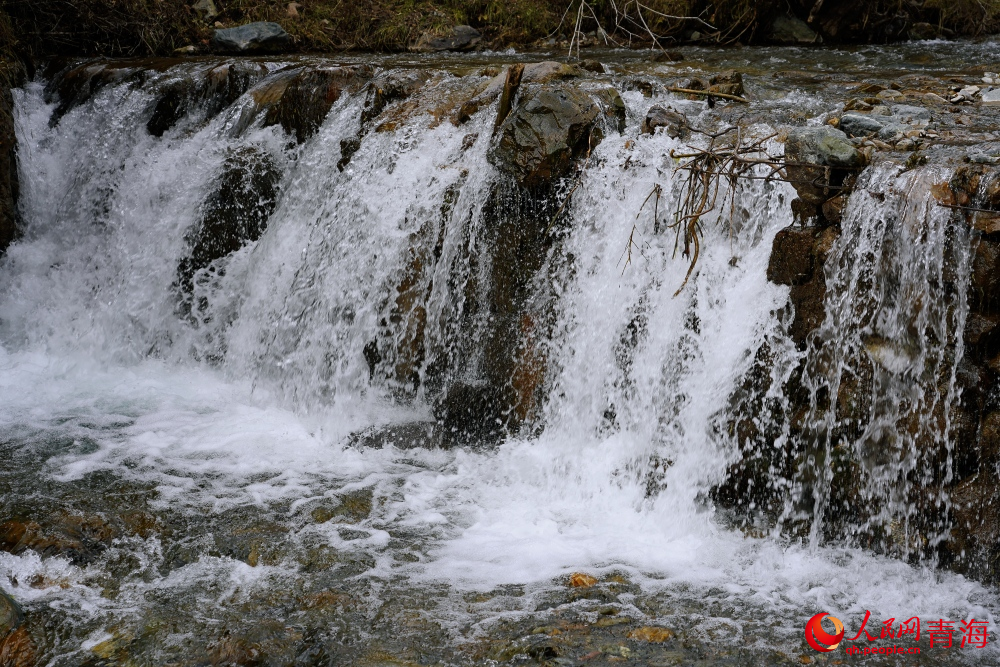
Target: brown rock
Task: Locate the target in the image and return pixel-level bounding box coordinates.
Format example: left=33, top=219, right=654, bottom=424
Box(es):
left=709, top=70, right=744, bottom=97
left=627, top=627, right=674, bottom=642
left=767, top=227, right=816, bottom=286
left=568, top=572, right=598, bottom=588
left=0, top=627, right=36, bottom=667
left=821, top=194, right=847, bottom=224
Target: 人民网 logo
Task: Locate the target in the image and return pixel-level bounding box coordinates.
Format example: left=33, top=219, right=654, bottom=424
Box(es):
left=805, top=612, right=845, bottom=652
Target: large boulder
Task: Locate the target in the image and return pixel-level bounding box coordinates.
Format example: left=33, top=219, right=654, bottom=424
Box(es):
left=210, top=22, right=292, bottom=54
left=409, top=25, right=481, bottom=53
left=784, top=126, right=862, bottom=205
left=489, top=85, right=601, bottom=188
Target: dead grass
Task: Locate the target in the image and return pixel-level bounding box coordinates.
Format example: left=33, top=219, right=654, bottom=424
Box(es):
left=0, top=0, right=998, bottom=58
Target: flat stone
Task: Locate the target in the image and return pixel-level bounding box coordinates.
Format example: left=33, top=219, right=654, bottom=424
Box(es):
left=210, top=22, right=292, bottom=53
left=891, top=104, right=931, bottom=124
left=982, top=88, right=1000, bottom=105
left=839, top=113, right=885, bottom=137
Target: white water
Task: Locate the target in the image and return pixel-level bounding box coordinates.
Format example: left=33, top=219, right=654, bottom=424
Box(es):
left=1, top=62, right=998, bottom=661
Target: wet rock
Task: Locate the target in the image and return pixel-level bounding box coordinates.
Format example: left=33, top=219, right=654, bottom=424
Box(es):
left=579, top=59, right=606, bottom=73
left=0, top=514, right=114, bottom=565
left=0, top=70, right=20, bottom=255
left=593, top=87, right=626, bottom=134
left=768, top=225, right=840, bottom=345
left=568, top=572, right=597, bottom=588
left=347, top=422, right=444, bottom=450
left=210, top=22, right=293, bottom=54
left=489, top=84, right=601, bottom=188
left=147, top=62, right=267, bottom=137
left=0, top=626, right=36, bottom=667
left=627, top=627, right=674, bottom=642
left=821, top=194, right=847, bottom=224
left=457, top=61, right=584, bottom=125
left=767, top=227, right=816, bottom=286
left=876, top=121, right=908, bottom=143
left=176, top=147, right=281, bottom=308
left=362, top=70, right=433, bottom=128
left=433, top=382, right=509, bottom=442
left=0, top=591, right=22, bottom=636
left=409, top=25, right=481, bottom=53
left=263, top=66, right=370, bottom=143
left=769, top=14, right=819, bottom=44
left=876, top=88, right=905, bottom=102
left=708, top=70, right=744, bottom=97
left=839, top=112, right=884, bottom=137
left=971, top=238, right=1000, bottom=312
left=640, top=105, right=686, bottom=138
left=783, top=126, right=861, bottom=205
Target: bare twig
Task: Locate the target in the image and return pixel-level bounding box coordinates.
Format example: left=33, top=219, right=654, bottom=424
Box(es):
left=667, top=87, right=749, bottom=103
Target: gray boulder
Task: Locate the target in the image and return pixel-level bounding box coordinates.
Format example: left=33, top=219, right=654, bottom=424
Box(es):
left=839, top=113, right=885, bottom=137
left=410, top=25, right=481, bottom=52
left=784, top=126, right=862, bottom=205
left=210, top=22, right=292, bottom=53
left=890, top=104, right=931, bottom=125
left=489, top=85, right=601, bottom=187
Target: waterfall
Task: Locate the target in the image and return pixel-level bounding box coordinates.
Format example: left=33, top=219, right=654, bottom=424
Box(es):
left=0, top=56, right=997, bottom=664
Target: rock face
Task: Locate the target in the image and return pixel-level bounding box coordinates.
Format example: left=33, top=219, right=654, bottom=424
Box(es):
left=410, top=25, right=481, bottom=53
left=210, top=22, right=292, bottom=54
left=176, top=147, right=281, bottom=312
left=766, top=225, right=840, bottom=345
left=147, top=62, right=267, bottom=137
left=489, top=85, right=601, bottom=188
left=0, top=67, right=21, bottom=255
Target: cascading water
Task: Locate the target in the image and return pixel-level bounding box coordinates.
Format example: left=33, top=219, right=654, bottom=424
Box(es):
left=1, top=48, right=999, bottom=665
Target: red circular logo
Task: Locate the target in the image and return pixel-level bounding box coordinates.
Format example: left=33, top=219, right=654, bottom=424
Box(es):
left=805, top=612, right=845, bottom=652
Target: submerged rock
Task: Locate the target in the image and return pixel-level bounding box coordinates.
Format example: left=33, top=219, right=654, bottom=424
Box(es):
left=489, top=85, right=601, bottom=187
left=410, top=25, right=481, bottom=53
left=210, top=22, right=292, bottom=54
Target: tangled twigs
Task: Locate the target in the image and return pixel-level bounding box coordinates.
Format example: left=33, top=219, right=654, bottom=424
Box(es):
left=620, top=184, right=660, bottom=275
left=659, top=127, right=783, bottom=295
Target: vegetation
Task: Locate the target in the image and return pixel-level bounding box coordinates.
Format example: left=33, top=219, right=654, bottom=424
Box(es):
left=1, top=0, right=999, bottom=59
